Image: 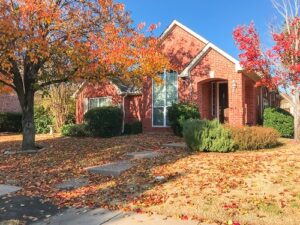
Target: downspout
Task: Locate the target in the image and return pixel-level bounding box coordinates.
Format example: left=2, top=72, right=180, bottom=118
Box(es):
left=122, top=93, right=128, bottom=133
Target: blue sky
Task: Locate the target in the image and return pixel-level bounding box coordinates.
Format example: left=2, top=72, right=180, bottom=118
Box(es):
left=122, top=0, right=281, bottom=59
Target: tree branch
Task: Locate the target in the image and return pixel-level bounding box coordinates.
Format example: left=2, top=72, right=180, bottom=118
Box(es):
left=38, top=77, right=69, bottom=89
left=38, top=66, right=79, bottom=89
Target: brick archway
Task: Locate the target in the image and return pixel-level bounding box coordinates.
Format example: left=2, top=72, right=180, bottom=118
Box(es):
left=196, top=78, right=229, bottom=123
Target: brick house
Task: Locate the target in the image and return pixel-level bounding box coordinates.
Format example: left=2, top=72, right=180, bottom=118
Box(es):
left=74, top=20, right=280, bottom=132
left=0, top=93, right=21, bottom=113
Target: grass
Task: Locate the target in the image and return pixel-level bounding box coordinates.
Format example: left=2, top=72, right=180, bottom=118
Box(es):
left=0, top=133, right=300, bottom=225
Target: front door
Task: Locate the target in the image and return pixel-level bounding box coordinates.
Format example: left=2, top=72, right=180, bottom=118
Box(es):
left=218, top=82, right=228, bottom=123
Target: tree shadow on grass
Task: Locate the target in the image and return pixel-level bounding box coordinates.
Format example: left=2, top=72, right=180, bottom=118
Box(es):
left=0, top=133, right=189, bottom=216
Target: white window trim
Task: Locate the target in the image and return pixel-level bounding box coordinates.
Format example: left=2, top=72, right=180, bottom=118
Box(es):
left=152, top=71, right=178, bottom=128
left=88, top=96, right=112, bottom=110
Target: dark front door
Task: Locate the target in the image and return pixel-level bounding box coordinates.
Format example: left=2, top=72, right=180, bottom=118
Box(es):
left=218, top=83, right=228, bottom=123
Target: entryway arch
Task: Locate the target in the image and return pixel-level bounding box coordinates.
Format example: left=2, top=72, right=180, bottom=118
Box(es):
left=197, top=78, right=229, bottom=123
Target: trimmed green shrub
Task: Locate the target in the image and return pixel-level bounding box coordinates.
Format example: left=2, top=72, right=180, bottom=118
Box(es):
left=0, top=112, right=22, bottom=132
left=124, top=123, right=132, bottom=135
left=228, top=126, right=280, bottom=150
left=130, top=121, right=143, bottom=134
left=182, top=119, right=206, bottom=151
left=123, top=121, right=143, bottom=135
left=34, top=106, right=53, bottom=134
left=167, top=102, right=200, bottom=136
left=61, top=124, right=88, bottom=137
left=263, top=107, right=294, bottom=138
left=183, top=119, right=236, bottom=152
left=84, top=106, right=123, bottom=137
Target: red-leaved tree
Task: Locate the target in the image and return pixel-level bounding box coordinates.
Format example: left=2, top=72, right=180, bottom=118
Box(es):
left=233, top=2, right=300, bottom=141
left=0, top=0, right=170, bottom=151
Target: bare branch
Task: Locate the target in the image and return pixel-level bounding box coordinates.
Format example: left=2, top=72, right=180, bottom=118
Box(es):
left=38, top=77, right=69, bottom=89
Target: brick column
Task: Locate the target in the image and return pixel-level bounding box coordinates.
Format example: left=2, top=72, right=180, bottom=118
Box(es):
left=228, top=72, right=246, bottom=126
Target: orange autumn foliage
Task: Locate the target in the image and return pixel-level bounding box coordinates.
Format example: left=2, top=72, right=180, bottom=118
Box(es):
left=0, top=0, right=170, bottom=91
left=0, top=0, right=171, bottom=150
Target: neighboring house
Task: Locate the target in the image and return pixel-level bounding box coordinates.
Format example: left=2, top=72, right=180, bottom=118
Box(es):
left=280, top=94, right=294, bottom=114
left=74, top=20, right=280, bottom=132
left=0, top=93, right=22, bottom=113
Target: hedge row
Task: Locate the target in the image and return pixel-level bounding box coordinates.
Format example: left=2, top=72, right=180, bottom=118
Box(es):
left=0, top=112, right=22, bottom=132
left=183, top=119, right=280, bottom=152
left=124, top=121, right=143, bottom=135
left=183, top=119, right=235, bottom=152
left=263, top=107, right=294, bottom=138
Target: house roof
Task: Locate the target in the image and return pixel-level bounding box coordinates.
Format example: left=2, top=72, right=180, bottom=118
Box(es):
left=110, top=78, right=142, bottom=96
left=72, top=79, right=142, bottom=99
left=160, top=20, right=209, bottom=45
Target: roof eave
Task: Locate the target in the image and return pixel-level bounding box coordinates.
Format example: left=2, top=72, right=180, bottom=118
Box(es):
left=242, top=71, right=261, bottom=82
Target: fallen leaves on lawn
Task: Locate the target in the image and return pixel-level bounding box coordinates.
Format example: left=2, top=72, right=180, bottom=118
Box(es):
left=0, top=134, right=300, bottom=225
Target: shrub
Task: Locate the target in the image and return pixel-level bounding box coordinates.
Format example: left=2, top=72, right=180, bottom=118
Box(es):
left=228, top=126, right=280, bottom=150
left=182, top=119, right=206, bottom=151
left=34, top=106, right=53, bottom=134
left=61, top=124, right=88, bottom=137
left=183, top=119, right=236, bottom=152
left=130, top=121, right=143, bottom=134
left=0, top=112, right=22, bottom=132
left=263, top=107, right=294, bottom=138
left=64, top=111, right=76, bottom=125
left=84, top=106, right=123, bottom=137
left=167, top=102, right=200, bottom=136
left=124, top=123, right=132, bottom=135
left=123, top=121, right=143, bottom=135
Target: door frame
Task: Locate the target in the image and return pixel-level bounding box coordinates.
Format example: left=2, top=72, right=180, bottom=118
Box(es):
left=216, top=81, right=228, bottom=121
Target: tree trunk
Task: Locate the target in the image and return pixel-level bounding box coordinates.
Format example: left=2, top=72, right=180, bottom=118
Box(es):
left=21, top=91, right=36, bottom=151
left=292, top=89, right=300, bottom=142
left=294, top=105, right=300, bottom=142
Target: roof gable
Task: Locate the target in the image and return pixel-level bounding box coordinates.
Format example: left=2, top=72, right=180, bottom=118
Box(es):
left=160, top=20, right=209, bottom=45
left=160, top=21, right=208, bottom=72
left=160, top=20, right=241, bottom=75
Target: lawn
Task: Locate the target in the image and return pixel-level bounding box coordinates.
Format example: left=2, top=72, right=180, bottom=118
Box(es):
left=0, top=133, right=300, bottom=225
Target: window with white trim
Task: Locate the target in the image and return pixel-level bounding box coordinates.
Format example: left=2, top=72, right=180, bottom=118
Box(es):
left=153, top=71, right=178, bottom=127
left=88, top=97, right=112, bottom=110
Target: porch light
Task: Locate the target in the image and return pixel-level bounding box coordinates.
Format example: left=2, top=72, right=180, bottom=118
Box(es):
left=232, top=80, right=237, bottom=93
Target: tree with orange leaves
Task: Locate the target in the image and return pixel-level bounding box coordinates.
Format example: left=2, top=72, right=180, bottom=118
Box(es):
left=0, top=0, right=170, bottom=151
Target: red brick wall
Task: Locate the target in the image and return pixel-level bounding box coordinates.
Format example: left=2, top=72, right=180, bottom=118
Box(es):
left=245, top=77, right=258, bottom=125
left=0, top=94, right=22, bottom=113
left=161, top=24, right=206, bottom=72
left=197, top=81, right=213, bottom=120
left=76, top=82, right=122, bottom=123
left=125, top=96, right=142, bottom=123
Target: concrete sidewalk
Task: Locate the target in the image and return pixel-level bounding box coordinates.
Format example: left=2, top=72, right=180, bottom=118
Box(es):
left=32, top=208, right=205, bottom=225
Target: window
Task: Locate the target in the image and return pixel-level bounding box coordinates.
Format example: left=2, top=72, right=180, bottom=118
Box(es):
left=88, top=97, right=112, bottom=110
left=153, top=71, right=178, bottom=127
